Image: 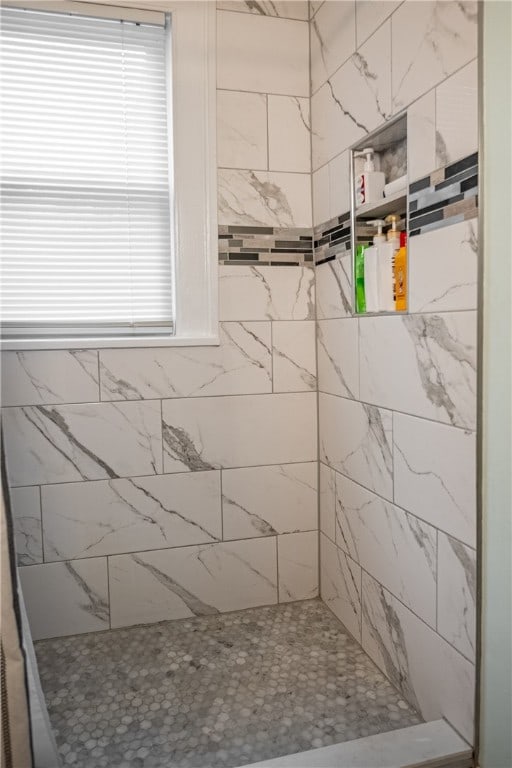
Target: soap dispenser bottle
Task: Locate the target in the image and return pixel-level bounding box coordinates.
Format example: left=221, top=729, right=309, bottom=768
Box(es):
left=355, top=148, right=385, bottom=207
left=385, top=214, right=401, bottom=252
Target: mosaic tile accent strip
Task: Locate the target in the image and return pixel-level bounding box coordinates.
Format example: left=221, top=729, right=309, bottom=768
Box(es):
left=219, top=226, right=313, bottom=267
left=408, top=151, right=478, bottom=238
left=313, top=211, right=351, bottom=266
left=35, top=599, right=421, bottom=768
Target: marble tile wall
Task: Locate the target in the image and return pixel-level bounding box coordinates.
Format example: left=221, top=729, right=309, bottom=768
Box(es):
left=312, top=0, right=478, bottom=745
left=4, top=268, right=319, bottom=639
left=3, top=3, right=318, bottom=641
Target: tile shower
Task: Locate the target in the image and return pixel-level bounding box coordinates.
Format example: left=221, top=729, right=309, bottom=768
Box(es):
left=1, top=1, right=478, bottom=766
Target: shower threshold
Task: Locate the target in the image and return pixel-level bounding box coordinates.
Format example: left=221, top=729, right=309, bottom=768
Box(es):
left=35, top=598, right=422, bottom=768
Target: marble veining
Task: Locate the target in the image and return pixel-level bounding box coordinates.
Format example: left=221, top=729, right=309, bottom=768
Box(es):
left=220, top=265, right=315, bottom=322
left=320, top=533, right=362, bottom=640
left=316, top=256, right=352, bottom=319
left=2, top=401, right=162, bottom=486
left=437, top=532, right=476, bottom=661
left=10, top=486, right=43, bottom=565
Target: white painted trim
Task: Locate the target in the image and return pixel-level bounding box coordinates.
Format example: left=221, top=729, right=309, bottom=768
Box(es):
left=0, top=335, right=220, bottom=351
left=1, top=1, right=219, bottom=351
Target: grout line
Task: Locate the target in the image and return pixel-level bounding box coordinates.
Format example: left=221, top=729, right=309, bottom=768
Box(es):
left=220, top=468, right=224, bottom=542
left=217, top=85, right=309, bottom=99
left=435, top=528, right=439, bottom=632
left=38, top=485, right=45, bottom=564
left=275, top=534, right=280, bottom=602
left=106, top=555, right=112, bottom=630
left=324, top=463, right=476, bottom=553
left=217, top=7, right=309, bottom=23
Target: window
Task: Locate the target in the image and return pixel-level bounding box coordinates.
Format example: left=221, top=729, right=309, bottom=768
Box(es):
left=0, top=1, right=218, bottom=349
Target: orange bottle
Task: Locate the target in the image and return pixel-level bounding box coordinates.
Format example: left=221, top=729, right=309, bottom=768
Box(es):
left=394, top=231, right=407, bottom=311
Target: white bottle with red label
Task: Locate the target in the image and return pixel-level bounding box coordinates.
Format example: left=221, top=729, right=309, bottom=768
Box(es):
left=355, top=148, right=385, bottom=208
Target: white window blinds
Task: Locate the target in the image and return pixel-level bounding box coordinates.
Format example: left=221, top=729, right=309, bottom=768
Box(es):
left=0, top=6, right=174, bottom=339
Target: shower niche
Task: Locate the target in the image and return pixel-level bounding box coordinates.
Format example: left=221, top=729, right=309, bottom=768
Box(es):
left=350, top=113, right=408, bottom=315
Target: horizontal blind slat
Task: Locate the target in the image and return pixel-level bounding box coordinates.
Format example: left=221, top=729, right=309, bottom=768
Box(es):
left=0, top=6, right=174, bottom=336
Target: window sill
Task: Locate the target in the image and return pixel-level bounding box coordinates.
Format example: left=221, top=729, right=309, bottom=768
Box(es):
left=0, top=335, right=220, bottom=351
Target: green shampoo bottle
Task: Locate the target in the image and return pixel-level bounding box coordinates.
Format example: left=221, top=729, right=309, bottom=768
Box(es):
left=355, top=244, right=367, bottom=314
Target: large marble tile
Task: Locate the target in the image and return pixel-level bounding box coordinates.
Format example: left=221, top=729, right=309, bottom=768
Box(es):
left=329, top=150, right=350, bottom=219
left=316, top=255, right=352, bottom=320
left=218, top=169, right=312, bottom=228
left=3, top=401, right=162, bottom=487
left=437, top=532, right=476, bottom=661
left=10, top=486, right=42, bottom=566
left=407, top=90, right=436, bottom=182
left=310, top=0, right=356, bottom=95
left=1, top=350, right=99, bottom=406
left=362, top=573, right=475, bottom=743
left=392, top=0, right=478, bottom=112
left=217, top=1, right=309, bottom=22
left=355, top=0, right=401, bottom=47
left=217, top=90, right=267, bottom=170
left=268, top=96, right=310, bottom=173
left=272, top=321, right=316, bottom=392
left=359, top=312, right=477, bottom=430
left=19, top=558, right=109, bottom=640
left=435, top=59, right=478, bottom=167
left=278, top=531, right=319, bottom=602
left=409, top=220, right=478, bottom=313
left=312, top=22, right=391, bottom=168
left=320, top=533, right=361, bottom=640
left=162, top=392, right=317, bottom=473
left=219, top=265, right=315, bottom=321
left=320, top=462, right=336, bottom=542
left=41, top=472, right=222, bottom=561
left=317, top=319, right=359, bottom=398
left=393, top=413, right=476, bottom=547
left=217, top=11, right=309, bottom=96
left=109, top=538, right=278, bottom=628
left=335, top=474, right=437, bottom=627
left=312, top=164, right=330, bottom=227
left=319, top=394, right=393, bottom=501
left=99, top=323, right=272, bottom=400
left=222, top=462, right=317, bottom=539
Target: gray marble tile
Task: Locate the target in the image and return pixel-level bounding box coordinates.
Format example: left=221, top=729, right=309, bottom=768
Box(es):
left=316, top=255, right=352, bottom=320
left=319, top=462, right=336, bottom=542
left=99, top=323, right=272, bottom=400
left=310, top=0, right=356, bottom=94
left=392, top=0, right=478, bottom=112
left=335, top=474, right=437, bottom=627
left=10, top=486, right=42, bottom=566
left=217, top=1, right=309, bottom=22
left=3, top=401, right=162, bottom=487
left=19, top=558, right=109, bottom=640
left=319, top=394, right=393, bottom=501
left=217, top=90, right=268, bottom=170
left=320, top=533, right=361, bottom=640
left=437, top=532, right=476, bottom=661
left=109, top=538, right=278, bottom=628
left=220, top=265, right=315, bottom=321
left=222, top=462, right=317, bottom=540
left=162, top=393, right=317, bottom=473
left=272, top=321, right=317, bottom=392
left=393, top=412, right=476, bottom=548
left=218, top=169, right=312, bottom=228
left=312, top=21, right=391, bottom=168
left=359, top=312, right=477, bottom=430
left=362, top=572, right=474, bottom=743
left=435, top=59, right=478, bottom=167
left=317, top=319, right=359, bottom=398
left=409, top=219, right=477, bottom=314
left=217, top=10, right=309, bottom=95
left=278, top=531, right=319, bottom=602
left=1, top=350, right=99, bottom=406
left=268, top=96, right=310, bottom=173
left=41, top=472, right=222, bottom=561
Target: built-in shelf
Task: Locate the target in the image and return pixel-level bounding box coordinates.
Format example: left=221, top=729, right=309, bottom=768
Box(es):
left=355, top=190, right=407, bottom=220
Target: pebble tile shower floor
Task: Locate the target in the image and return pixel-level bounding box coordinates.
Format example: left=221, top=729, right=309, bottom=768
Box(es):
left=35, top=599, right=422, bottom=768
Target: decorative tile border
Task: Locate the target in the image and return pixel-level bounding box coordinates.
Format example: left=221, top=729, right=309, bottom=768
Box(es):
left=313, top=211, right=351, bottom=266
left=408, top=151, right=478, bottom=237
left=218, top=225, right=313, bottom=267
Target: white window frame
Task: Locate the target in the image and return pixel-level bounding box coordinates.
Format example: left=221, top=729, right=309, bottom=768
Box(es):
left=0, top=0, right=219, bottom=350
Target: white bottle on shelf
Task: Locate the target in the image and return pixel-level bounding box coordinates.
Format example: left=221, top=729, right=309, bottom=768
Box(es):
left=355, top=148, right=385, bottom=208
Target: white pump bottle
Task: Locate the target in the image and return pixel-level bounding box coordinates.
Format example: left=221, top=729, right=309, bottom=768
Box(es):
left=355, top=148, right=385, bottom=207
